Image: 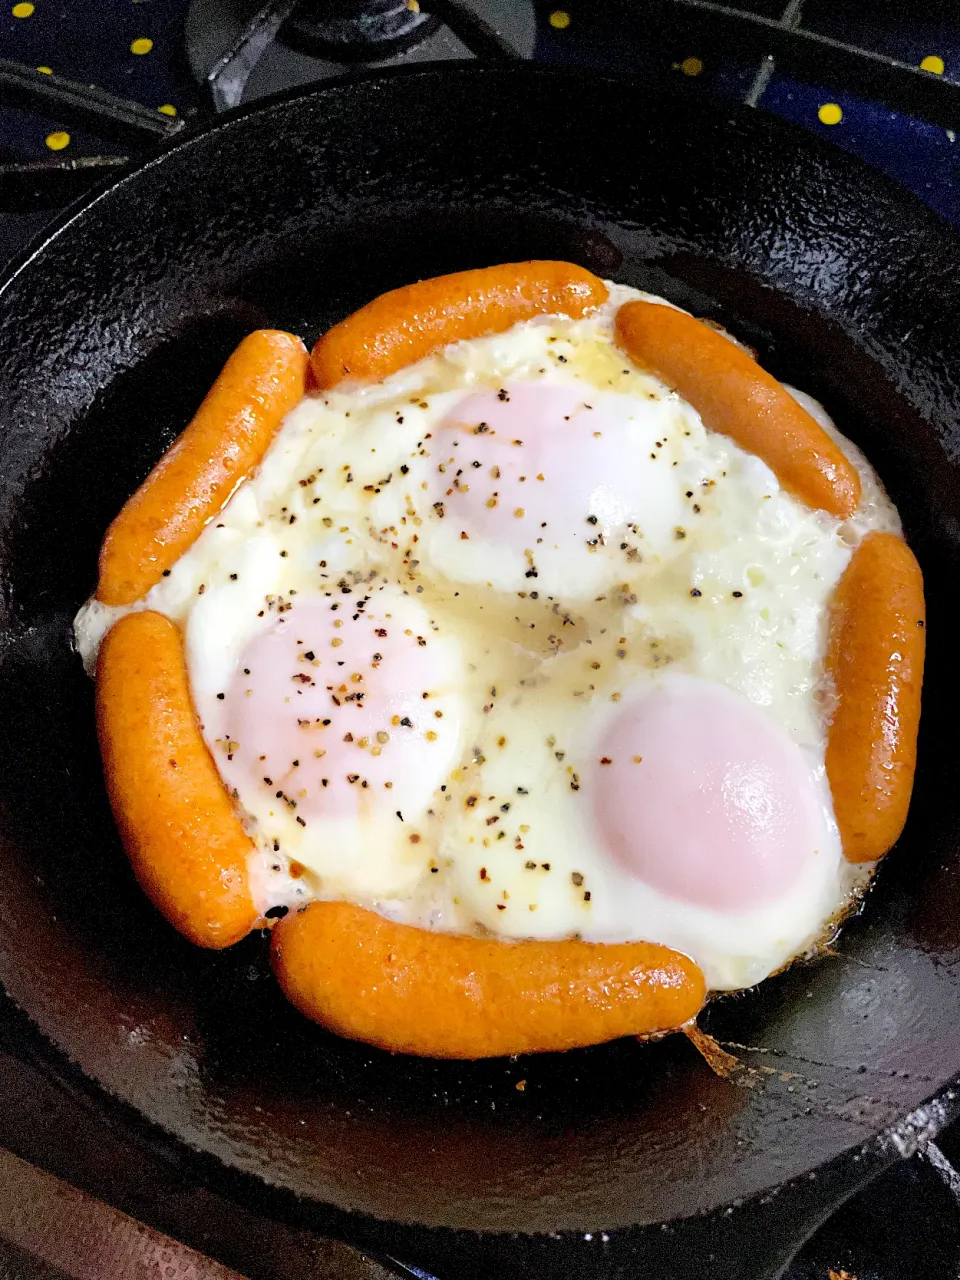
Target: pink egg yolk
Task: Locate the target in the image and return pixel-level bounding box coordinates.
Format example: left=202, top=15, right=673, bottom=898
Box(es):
left=431, top=381, right=676, bottom=554
left=203, top=596, right=458, bottom=827
left=592, top=678, right=826, bottom=910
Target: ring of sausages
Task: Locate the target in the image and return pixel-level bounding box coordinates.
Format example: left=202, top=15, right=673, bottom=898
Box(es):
left=90, top=273, right=922, bottom=1055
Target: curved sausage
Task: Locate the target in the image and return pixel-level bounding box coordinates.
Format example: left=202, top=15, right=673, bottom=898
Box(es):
left=271, top=900, right=705, bottom=1058
left=310, top=261, right=608, bottom=390
left=615, top=300, right=862, bottom=518
left=826, top=531, right=925, bottom=863
left=97, top=329, right=308, bottom=606
left=96, top=610, right=258, bottom=948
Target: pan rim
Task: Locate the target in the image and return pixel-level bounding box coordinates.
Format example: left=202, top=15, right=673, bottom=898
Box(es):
left=3, top=59, right=959, bottom=302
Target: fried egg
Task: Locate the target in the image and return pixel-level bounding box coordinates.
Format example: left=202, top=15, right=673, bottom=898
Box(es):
left=75, top=282, right=900, bottom=992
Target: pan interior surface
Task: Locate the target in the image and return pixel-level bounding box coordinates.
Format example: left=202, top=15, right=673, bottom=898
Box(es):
left=2, top=67, right=960, bottom=1247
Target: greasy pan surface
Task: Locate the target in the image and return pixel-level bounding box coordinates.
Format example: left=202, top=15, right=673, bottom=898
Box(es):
left=2, top=66, right=960, bottom=1279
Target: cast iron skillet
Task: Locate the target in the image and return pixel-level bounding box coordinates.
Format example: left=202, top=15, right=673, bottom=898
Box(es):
left=2, top=65, right=960, bottom=1280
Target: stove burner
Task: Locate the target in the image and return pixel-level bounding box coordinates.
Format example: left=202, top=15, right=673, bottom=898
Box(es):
left=184, top=0, right=531, bottom=110
left=282, top=0, right=440, bottom=61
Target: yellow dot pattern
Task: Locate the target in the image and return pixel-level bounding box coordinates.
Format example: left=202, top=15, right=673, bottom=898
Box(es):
left=9, top=17, right=180, bottom=162
left=818, top=102, right=843, bottom=126
left=548, top=10, right=570, bottom=29
left=920, top=55, right=945, bottom=75
left=680, top=56, right=703, bottom=77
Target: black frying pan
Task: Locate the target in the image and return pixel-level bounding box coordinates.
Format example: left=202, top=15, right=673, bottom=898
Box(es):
left=2, top=64, right=960, bottom=1280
